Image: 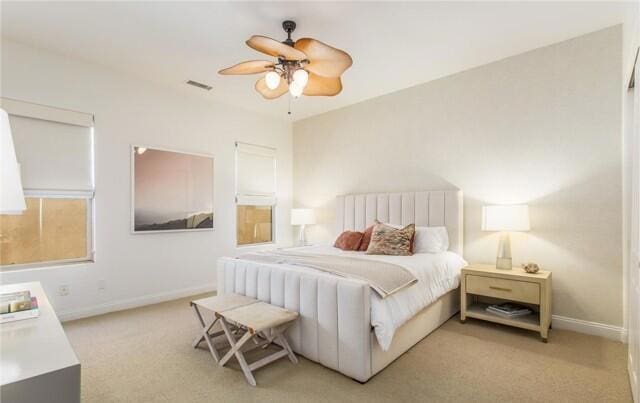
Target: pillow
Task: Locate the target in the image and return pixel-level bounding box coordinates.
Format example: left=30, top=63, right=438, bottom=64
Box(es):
left=358, top=225, right=375, bottom=251
left=334, top=231, right=364, bottom=251
left=376, top=221, right=449, bottom=254
left=365, top=223, right=415, bottom=256
left=413, top=226, right=449, bottom=253
left=371, top=220, right=418, bottom=252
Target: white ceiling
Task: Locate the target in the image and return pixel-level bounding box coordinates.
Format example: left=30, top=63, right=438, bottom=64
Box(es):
left=1, top=1, right=634, bottom=121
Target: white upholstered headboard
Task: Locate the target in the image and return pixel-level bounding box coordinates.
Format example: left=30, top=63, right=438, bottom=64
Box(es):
left=335, top=190, right=463, bottom=255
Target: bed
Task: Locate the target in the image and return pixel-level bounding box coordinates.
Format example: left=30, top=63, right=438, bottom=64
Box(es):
left=217, top=190, right=464, bottom=382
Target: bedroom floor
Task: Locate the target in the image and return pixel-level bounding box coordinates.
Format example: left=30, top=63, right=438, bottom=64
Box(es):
left=63, top=294, right=632, bottom=403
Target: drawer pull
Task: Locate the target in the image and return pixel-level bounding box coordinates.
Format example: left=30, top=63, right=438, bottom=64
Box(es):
left=489, top=286, right=512, bottom=292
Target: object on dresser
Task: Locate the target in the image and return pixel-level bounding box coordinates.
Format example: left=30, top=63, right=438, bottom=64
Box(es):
left=522, top=262, right=540, bottom=273
left=1, top=290, right=32, bottom=314
left=486, top=302, right=532, bottom=318
left=0, top=291, right=40, bottom=323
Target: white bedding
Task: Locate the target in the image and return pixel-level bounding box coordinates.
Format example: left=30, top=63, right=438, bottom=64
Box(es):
left=273, top=245, right=467, bottom=351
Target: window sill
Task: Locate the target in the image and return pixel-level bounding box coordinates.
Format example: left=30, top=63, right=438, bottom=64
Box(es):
left=236, top=242, right=276, bottom=249
left=0, top=259, right=95, bottom=274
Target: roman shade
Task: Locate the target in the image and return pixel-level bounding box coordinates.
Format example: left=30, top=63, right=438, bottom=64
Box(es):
left=235, top=142, right=276, bottom=205
left=1, top=98, right=94, bottom=192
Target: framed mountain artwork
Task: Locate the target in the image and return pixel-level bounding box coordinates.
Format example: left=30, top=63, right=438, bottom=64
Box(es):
left=131, top=146, right=213, bottom=233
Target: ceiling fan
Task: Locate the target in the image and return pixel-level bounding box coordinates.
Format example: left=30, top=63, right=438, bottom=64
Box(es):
left=219, top=20, right=353, bottom=100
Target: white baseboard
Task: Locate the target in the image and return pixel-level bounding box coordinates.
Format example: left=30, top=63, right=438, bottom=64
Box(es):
left=57, top=283, right=216, bottom=322
left=552, top=314, right=627, bottom=342
left=57, top=289, right=629, bottom=344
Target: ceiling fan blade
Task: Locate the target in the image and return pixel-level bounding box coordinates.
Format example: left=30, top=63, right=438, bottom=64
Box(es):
left=246, top=35, right=307, bottom=61
left=303, top=73, right=342, bottom=96
left=294, top=38, right=352, bottom=78
left=255, top=76, right=289, bottom=99
left=218, top=60, right=275, bottom=75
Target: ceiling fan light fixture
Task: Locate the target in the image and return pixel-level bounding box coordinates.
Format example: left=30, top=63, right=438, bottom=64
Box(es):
left=293, top=69, right=309, bottom=87
left=289, top=81, right=304, bottom=98
left=219, top=21, right=352, bottom=105
left=265, top=71, right=281, bottom=90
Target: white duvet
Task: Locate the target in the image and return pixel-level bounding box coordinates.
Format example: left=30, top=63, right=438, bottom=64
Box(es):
left=284, top=245, right=467, bottom=351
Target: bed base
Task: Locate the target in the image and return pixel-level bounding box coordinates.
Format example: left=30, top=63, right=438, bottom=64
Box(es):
left=217, top=257, right=459, bottom=382
left=371, top=287, right=459, bottom=378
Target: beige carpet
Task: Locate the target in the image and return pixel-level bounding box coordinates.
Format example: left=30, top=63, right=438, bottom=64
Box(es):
left=63, top=294, right=632, bottom=402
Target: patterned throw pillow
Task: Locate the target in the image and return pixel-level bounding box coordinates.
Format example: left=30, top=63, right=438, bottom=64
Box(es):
left=334, top=231, right=364, bottom=251
left=358, top=225, right=375, bottom=251
left=365, top=223, right=415, bottom=256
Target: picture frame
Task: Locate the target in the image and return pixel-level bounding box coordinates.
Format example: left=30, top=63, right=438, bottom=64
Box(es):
left=130, top=145, right=214, bottom=233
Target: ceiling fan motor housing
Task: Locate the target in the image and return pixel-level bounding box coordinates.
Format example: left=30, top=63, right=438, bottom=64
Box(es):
left=282, top=20, right=296, bottom=47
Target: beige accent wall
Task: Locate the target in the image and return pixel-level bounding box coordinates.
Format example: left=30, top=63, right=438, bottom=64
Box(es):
left=293, top=26, right=623, bottom=326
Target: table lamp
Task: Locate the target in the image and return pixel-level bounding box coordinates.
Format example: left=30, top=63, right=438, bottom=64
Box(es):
left=291, top=208, right=315, bottom=246
left=481, top=205, right=530, bottom=270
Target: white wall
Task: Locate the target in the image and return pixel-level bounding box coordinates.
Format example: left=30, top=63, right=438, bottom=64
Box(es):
left=0, top=39, right=293, bottom=320
left=622, top=1, right=640, bottom=397
left=622, top=0, right=640, bottom=336
left=293, top=26, right=624, bottom=328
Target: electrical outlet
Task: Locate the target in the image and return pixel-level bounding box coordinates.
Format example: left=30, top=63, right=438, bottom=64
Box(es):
left=97, top=279, right=106, bottom=291
left=58, top=285, right=70, bottom=296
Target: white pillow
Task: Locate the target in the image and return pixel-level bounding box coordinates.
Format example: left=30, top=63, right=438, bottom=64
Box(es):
left=379, top=222, right=449, bottom=253
left=414, top=226, right=449, bottom=253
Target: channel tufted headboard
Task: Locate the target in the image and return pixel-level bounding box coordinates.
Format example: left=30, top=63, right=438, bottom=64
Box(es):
left=335, top=190, right=463, bottom=255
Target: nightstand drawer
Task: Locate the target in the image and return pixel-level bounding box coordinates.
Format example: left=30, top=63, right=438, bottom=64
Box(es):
left=466, top=275, right=540, bottom=304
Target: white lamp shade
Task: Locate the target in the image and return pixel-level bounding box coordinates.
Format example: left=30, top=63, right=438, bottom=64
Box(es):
left=265, top=71, right=281, bottom=90
left=482, top=205, right=530, bottom=232
left=289, top=81, right=303, bottom=98
left=293, top=69, right=309, bottom=87
left=291, top=208, right=315, bottom=226
left=0, top=108, right=26, bottom=214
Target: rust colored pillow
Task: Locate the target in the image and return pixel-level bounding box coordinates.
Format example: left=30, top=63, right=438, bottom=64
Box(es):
left=359, top=225, right=375, bottom=251
left=334, top=231, right=364, bottom=251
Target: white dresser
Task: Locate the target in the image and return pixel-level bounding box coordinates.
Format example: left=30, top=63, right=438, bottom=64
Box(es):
left=0, top=281, right=80, bottom=403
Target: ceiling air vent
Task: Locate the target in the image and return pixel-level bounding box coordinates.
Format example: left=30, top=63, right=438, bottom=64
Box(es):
left=186, top=80, right=212, bottom=91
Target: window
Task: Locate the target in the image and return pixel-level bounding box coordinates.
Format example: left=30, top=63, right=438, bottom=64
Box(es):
left=0, top=98, right=94, bottom=270
left=0, top=197, right=91, bottom=266
left=236, top=205, right=273, bottom=246
left=235, top=142, right=276, bottom=246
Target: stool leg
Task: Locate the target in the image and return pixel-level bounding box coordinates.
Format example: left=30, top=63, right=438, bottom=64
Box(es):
left=219, top=318, right=257, bottom=386
left=191, top=304, right=207, bottom=347
left=219, top=319, right=252, bottom=367
left=276, top=333, right=298, bottom=364
left=191, top=305, right=220, bottom=362
left=235, top=342, right=256, bottom=387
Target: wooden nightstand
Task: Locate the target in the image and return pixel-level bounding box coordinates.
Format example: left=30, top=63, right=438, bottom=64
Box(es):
left=460, top=264, right=552, bottom=342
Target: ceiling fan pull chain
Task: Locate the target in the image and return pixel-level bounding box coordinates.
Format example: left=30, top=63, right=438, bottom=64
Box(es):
left=288, top=94, right=292, bottom=115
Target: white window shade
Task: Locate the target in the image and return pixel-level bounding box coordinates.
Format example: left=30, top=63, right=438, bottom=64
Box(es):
left=236, top=142, right=276, bottom=205
left=10, top=115, right=93, bottom=191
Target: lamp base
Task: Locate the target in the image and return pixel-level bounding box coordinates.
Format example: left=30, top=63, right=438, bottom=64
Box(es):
left=297, top=224, right=306, bottom=247
left=496, top=257, right=512, bottom=270
left=496, top=233, right=513, bottom=270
